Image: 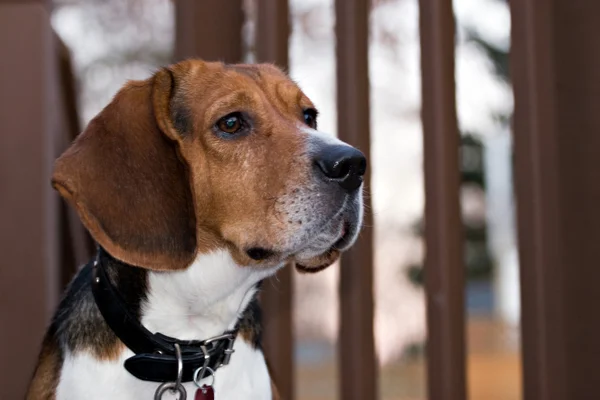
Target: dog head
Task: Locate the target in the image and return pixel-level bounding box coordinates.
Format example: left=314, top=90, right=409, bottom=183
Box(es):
left=53, top=60, right=366, bottom=272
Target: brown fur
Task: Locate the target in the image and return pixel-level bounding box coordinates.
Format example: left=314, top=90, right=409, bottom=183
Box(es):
left=52, top=60, right=333, bottom=271
left=52, top=79, right=198, bottom=270
left=93, top=341, right=126, bottom=361
left=26, top=335, right=62, bottom=400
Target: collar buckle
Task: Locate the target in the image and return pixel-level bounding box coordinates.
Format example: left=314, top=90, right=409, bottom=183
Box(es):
left=202, top=333, right=236, bottom=366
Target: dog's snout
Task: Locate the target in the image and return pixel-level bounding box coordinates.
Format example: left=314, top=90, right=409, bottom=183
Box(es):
left=314, top=145, right=367, bottom=192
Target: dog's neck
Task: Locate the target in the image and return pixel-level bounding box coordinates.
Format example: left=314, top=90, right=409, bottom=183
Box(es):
left=50, top=250, right=279, bottom=399
left=100, top=248, right=280, bottom=342
left=131, top=250, right=280, bottom=341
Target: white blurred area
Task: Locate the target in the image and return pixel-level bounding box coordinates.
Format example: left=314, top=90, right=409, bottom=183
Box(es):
left=51, top=0, right=516, bottom=366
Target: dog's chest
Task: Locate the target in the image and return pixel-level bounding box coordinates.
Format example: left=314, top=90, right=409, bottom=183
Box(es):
left=55, top=251, right=278, bottom=399
left=55, top=337, right=271, bottom=400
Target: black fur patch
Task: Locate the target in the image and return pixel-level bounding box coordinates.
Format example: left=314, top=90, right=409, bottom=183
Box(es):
left=50, top=250, right=148, bottom=358
left=171, top=104, right=191, bottom=135
left=236, top=284, right=264, bottom=350
left=167, top=69, right=192, bottom=136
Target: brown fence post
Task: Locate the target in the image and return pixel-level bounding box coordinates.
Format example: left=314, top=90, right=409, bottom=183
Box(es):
left=56, top=35, right=96, bottom=287
left=335, top=0, right=378, bottom=399
left=418, top=0, right=467, bottom=399
left=174, top=0, right=244, bottom=63
left=511, top=0, right=600, bottom=399
left=255, top=2, right=294, bottom=399
left=0, top=1, right=65, bottom=397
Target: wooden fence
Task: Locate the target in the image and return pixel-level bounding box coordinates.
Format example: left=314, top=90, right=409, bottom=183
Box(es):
left=2, top=0, right=600, bottom=399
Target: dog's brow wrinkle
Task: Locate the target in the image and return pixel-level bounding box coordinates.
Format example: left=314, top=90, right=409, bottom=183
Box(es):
left=295, top=89, right=307, bottom=106
left=227, top=64, right=263, bottom=82
left=273, top=81, right=292, bottom=110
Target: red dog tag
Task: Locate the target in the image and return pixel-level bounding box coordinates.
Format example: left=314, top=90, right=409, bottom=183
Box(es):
left=195, top=385, right=214, bottom=400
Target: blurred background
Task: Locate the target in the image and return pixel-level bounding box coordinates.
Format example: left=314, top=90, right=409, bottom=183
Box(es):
left=4, top=0, right=600, bottom=399
left=49, top=0, right=517, bottom=398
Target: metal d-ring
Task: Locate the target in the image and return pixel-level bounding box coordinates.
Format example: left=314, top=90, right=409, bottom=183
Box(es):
left=154, top=382, right=186, bottom=400
left=154, top=343, right=186, bottom=400
left=193, top=366, right=216, bottom=388
left=174, top=343, right=183, bottom=388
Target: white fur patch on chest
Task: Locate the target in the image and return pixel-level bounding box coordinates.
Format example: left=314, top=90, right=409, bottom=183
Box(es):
left=55, top=250, right=280, bottom=400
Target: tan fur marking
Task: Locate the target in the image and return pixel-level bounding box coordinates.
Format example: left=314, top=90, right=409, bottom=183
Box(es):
left=26, top=337, right=61, bottom=400
left=92, top=341, right=126, bottom=362
left=239, top=321, right=261, bottom=346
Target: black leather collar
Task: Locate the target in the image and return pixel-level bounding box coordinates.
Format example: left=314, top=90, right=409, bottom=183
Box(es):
left=91, top=249, right=237, bottom=382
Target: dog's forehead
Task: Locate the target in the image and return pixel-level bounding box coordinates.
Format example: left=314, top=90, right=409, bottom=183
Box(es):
left=229, top=64, right=308, bottom=104
left=185, top=61, right=311, bottom=108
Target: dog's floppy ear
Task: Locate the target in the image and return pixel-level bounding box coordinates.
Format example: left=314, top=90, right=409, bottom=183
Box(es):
left=52, top=68, right=197, bottom=270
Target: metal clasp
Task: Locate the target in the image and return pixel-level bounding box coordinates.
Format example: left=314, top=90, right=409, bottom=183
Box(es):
left=154, top=343, right=186, bottom=400
left=203, top=333, right=236, bottom=366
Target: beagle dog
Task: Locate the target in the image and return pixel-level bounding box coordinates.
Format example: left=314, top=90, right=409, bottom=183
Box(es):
left=26, top=60, right=366, bottom=400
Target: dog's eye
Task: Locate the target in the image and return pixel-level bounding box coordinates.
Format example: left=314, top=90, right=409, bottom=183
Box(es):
left=303, top=108, right=318, bottom=129
left=217, top=113, right=243, bottom=134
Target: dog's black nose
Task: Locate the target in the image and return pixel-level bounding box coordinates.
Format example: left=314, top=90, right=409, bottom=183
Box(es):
left=314, top=145, right=367, bottom=192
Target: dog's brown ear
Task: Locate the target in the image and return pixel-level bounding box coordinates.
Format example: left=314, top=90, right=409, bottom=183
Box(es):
left=52, top=70, right=197, bottom=270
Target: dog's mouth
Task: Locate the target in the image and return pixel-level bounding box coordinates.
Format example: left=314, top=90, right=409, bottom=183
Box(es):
left=293, top=217, right=360, bottom=273
left=242, top=217, right=358, bottom=272
left=244, top=220, right=351, bottom=263
left=333, top=220, right=353, bottom=250
left=241, top=191, right=363, bottom=270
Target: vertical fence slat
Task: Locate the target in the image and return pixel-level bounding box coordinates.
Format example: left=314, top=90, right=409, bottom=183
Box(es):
left=510, top=1, right=565, bottom=399
left=255, top=2, right=294, bottom=400
left=335, top=0, right=377, bottom=399
left=511, top=0, right=600, bottom=399
left=56, top=36, right=95, bottom=288
left=256, top=0, right=289, bottom=65
left=174, top=0, right=244, bottom=63
left=0, top=2, right=61, bottom=398
left=418, top=0, right=467, bottom=399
